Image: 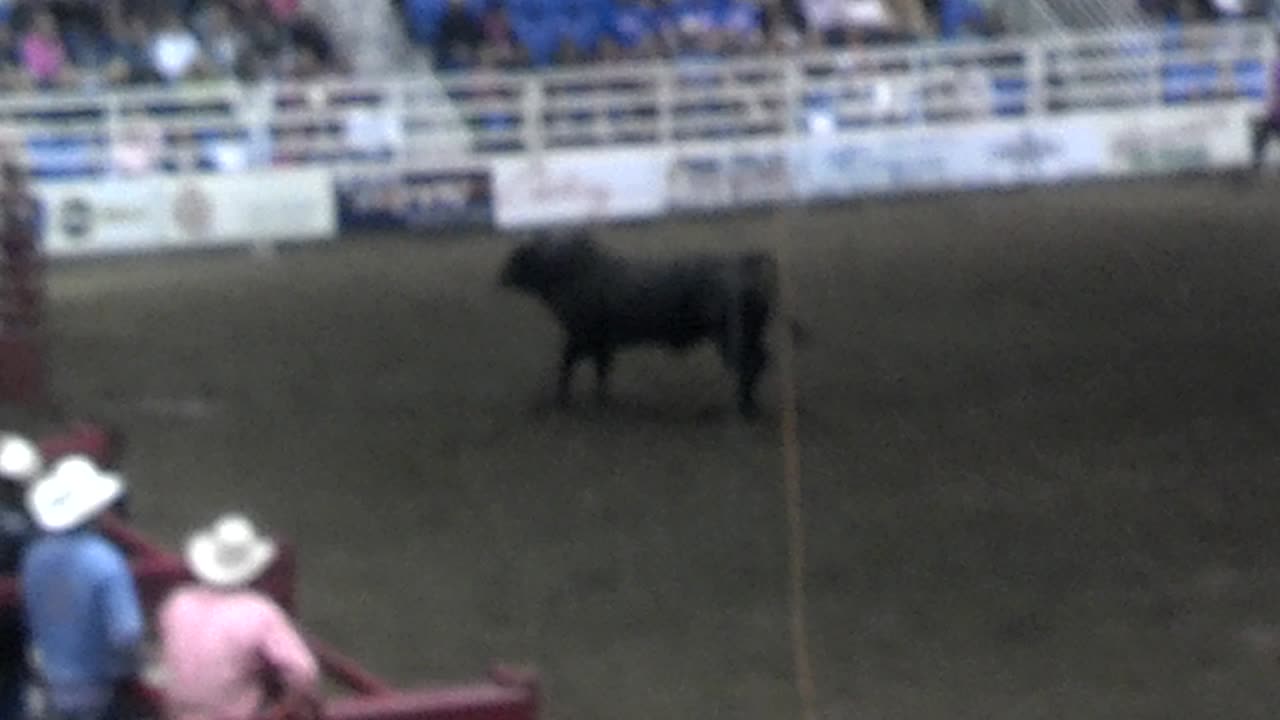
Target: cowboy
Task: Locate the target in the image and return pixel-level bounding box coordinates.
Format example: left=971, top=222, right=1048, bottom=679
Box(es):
left=0, top=433, right=43, bottom=720
left=156, top=513, right=320, bottom=720
left=21, top=455, right=146, bottom=720
left=38, top=422, right=133, bottom=521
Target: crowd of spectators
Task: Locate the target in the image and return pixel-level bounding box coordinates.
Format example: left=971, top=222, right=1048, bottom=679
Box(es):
left=396, top=0, right=991, bottom=71
left=1141, top=0, right=1275, bottom=23
left=0, top=0, right=344, bottom=92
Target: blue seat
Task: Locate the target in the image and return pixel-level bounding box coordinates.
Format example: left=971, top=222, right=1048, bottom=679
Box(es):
left=510, top=0, right=561, bottom=66
left=992, top=77, right=1027, bottom=116
left=1162, top=61, right=1218, bottom=104
left=561, top=0, right=612, bottom=54
left=1233, top=59, right=1267, bottom=100
left=26, top=135, right=102, bottom=180
left=939, top=0, right=986, bottom=40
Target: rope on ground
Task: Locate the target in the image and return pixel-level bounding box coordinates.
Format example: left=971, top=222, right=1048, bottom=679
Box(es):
left=771, top=207, right=818, bottom=720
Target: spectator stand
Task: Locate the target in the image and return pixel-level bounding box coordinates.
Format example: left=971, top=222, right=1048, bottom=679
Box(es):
left=0, top=16, right=1271, bottom=181
left=0, top=18, right=1269, bottom=181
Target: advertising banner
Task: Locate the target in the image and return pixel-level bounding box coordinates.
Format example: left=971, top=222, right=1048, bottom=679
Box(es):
left=667, top=153, right=732, bottom=211
left=35, top=168, right=336, bottom=257
left=491, top=149, right=670, bottom=228
left=37, top=177, right=169, bottom=257
left=1102, top=102, right=1252, bottom=175
left=335, top=168, right=492, bottom=230
left=667, top=146, right=794, bottom=210
left=789, top=134, right=951, bottom=199
left=164, top=168, right=336, bottom=246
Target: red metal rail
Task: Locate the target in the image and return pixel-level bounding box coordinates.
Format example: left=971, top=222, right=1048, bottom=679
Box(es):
left=0, top=426, right=541, bottom=720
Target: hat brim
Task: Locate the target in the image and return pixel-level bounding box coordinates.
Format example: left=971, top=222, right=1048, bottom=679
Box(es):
left=185, top=533, right=277, bottom=588
left=28, top=471, right=124, bottom=532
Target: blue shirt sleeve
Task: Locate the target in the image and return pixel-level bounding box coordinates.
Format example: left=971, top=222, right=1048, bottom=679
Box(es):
left=97, top=545, right=145, bottom=657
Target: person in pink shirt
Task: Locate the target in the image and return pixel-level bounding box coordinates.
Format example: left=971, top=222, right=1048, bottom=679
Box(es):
left=264, top=0, right=301, bottom=24
left=20, top=10, right=69, bottom=88
left=156, top=514, right=321, bottom=720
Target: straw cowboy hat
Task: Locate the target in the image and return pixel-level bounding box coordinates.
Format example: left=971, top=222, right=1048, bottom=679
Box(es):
left=0, top=433, right=43, bottom=484
left=186, top=514, right=277, bottom=588
left=26, top=455, right=124, bottom=532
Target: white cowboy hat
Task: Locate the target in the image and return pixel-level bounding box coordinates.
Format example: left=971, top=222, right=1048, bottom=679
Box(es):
left=26, top=455, right=124, bottom=532
left=0, top=433, right=43, bottom=484
left=185, top=513, right=277, bottom=588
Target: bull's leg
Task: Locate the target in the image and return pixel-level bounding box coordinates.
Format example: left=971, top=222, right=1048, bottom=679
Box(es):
left=736, top=340, right=769, bottom=418
left=558, top=338, right=586, bottom=407
left=593, top=348, right=615, bottom=405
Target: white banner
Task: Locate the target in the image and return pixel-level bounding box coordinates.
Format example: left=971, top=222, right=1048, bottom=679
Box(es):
left=788, top=115, right=1113, bottom=200
left=38, top=178, right=170, bottom=257
left=1100, top=102, right=1253, bottom=175
left=35, top=168, right=336, bottom=257
left=491, top=148, right=670, bottom=228
left=163, top=168, right=337, bottom=246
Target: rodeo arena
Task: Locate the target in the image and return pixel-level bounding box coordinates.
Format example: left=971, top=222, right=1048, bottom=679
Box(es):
left=4, top=0, right=1280, bottom=718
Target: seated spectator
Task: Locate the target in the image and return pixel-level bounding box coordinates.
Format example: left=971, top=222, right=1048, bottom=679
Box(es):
left=264, top=0, right=301, bottom=24
left=195, top=1, right=251, bottom=78
left=800, top=0, right=903, bottom=46
left=560, top=0, right=610, bottom=62
left=509, top=0, right=560, bottom=67
left=479, top=2, right=519, bottom=66
left=285, top=12, right=345, bottom=74
left=761, top=0, right=807, bottom=50
left=20, top=9, right=73, bottom=89
left=437, top=0, right=486, bottom=69
left=280, top=42, right=326, bottom=79
left=157, top=513, right=321, bottom=720
left=102, top=14, right=159, bottom=85
left=0, top=433, right=42, bottom=720
left=21, top=455, right=145, bottom=720
left=937, top=0, right=991, bottom=39
left=718, top=0, right=767, bottom=54
left=608, top=0, right=672, bottom=59
left=403, top=0, right=447, bottom=46
left=234, top=3, right=287, bottom=79
left=0, top=21, right=21, bottom=90
left=150, top=9, right=210, bottom=83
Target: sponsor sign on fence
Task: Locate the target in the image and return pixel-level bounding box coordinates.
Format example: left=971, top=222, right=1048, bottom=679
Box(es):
left=39, top=178, right=169, bottom=256
left=668, top=146, right=795, bottom=211
left=336, top=168, right=492, bottom=230
left=491, top=149, right=670, bottom=228
left=1101, top=102, right=1252, bottom=175
left=36, top=168, right=336, bottom=257
left=789, top=116, right=1110, bottom=200
left=167, top=169, right=336, bottom=245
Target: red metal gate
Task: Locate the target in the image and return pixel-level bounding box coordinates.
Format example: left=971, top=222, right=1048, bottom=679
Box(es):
left=0, top=159, right=47, bottom=407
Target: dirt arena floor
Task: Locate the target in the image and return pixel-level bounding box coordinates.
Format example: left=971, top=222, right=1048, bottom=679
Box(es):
left=8, top=175, right=1280, bottom=719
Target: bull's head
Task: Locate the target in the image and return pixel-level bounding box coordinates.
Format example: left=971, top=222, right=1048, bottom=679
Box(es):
left=498, top=228, right=595, bottom=297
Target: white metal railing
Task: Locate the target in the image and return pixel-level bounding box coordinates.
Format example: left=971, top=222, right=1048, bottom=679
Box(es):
left=0, top=20, right=1272, bottom=181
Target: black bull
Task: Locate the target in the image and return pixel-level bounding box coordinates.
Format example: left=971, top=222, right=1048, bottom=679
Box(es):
left=498, top=230, right=808, bottom=417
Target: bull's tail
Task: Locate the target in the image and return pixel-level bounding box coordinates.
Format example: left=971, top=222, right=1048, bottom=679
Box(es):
left=789, top=318, right=814, bottom=348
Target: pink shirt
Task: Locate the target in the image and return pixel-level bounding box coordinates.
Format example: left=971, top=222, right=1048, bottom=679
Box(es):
left=157, top=585, right=320, bottom=720
left=264, top=0, right=299, bottom=22
left=20, top=32, right=65, bottom=84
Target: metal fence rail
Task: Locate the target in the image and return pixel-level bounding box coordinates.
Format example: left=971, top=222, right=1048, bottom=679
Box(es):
left=0, top=20, right=1272, bottom=181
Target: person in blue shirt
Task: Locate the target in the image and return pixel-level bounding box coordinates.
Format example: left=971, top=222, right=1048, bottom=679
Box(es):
left=21, top=455, right=145, bottom=720
left=0, top=433, right=44, bottom=720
